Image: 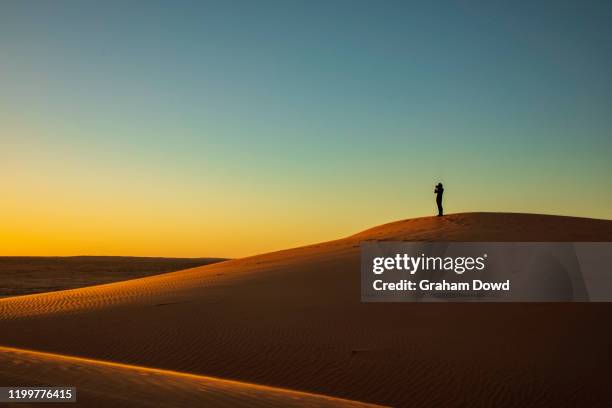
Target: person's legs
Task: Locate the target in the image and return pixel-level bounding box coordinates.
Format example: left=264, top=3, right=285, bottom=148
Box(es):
left=436, top=199, right=443, bottom=216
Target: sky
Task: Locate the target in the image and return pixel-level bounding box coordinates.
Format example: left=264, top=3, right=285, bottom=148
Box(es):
left=1, top=1, right=611, bottom=257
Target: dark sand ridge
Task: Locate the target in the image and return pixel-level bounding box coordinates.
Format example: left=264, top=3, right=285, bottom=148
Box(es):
left=0, top=345, right=379, bottom=408
left=1, top=213, right=612, bottom=407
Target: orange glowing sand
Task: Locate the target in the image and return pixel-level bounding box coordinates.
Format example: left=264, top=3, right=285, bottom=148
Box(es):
left=1, top=213, right=612, bottom=406
left=0, top=345, right=380, bottom=407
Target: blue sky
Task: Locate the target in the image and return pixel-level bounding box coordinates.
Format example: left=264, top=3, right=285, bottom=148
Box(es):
left=2, top=1, right=611, bottom=256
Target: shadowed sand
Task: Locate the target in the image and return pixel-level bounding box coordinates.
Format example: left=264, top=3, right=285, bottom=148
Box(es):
left=0, top=346, right=379, bottom=408
left=1, top=213, right=612, bottom=406
left=0, top=256, right=225, bottom=298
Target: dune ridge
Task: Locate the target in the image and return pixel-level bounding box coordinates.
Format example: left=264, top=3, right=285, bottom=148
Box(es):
left=1, top=213, right=612, bottom=407
left=2, top=213, right=609, bottom=320
left=0, top=345, right=380, bottom=407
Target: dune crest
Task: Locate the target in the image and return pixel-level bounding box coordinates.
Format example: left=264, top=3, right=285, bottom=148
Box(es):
left=0, top=346, right=379, bottom=407
left=2, top=213, right=610, bottom=319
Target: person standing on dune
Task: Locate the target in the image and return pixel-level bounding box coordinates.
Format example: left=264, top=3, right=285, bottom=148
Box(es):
left=434, top=183, right=444, bottom=216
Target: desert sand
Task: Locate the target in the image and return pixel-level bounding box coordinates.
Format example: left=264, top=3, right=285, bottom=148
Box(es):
left=1, top=213, right=612, bottom=407
left=0, top=346, right=375, bottom=407
left=0, top=256, right=225, bottom=297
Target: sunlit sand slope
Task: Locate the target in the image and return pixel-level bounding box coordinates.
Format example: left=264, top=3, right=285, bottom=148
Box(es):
left=1, top=213, right=612, bottom=406
left=0, top=346, right=379, bottom=408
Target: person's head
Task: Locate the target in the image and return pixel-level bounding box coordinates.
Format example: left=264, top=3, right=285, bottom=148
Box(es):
left=437, top=182, right=443, bottom=187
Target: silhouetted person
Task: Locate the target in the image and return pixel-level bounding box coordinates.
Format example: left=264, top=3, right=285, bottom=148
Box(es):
left=434, top=183, right=444, bottom=216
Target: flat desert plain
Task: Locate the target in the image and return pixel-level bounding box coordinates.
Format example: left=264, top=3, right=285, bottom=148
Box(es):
left=1, top=213, right=612, bottom=407
left=0, top=256, right=225, bottom=298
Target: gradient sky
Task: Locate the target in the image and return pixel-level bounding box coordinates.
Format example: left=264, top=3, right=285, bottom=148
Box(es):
left=2, top=1, right=611, bottom=257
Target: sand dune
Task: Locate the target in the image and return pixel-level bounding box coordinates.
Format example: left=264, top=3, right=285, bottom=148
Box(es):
left=0, top=346, right=378, bottom=408
left=0, top=256, right=225, bottom=298
left=1, top=213, right=612, bottom=407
